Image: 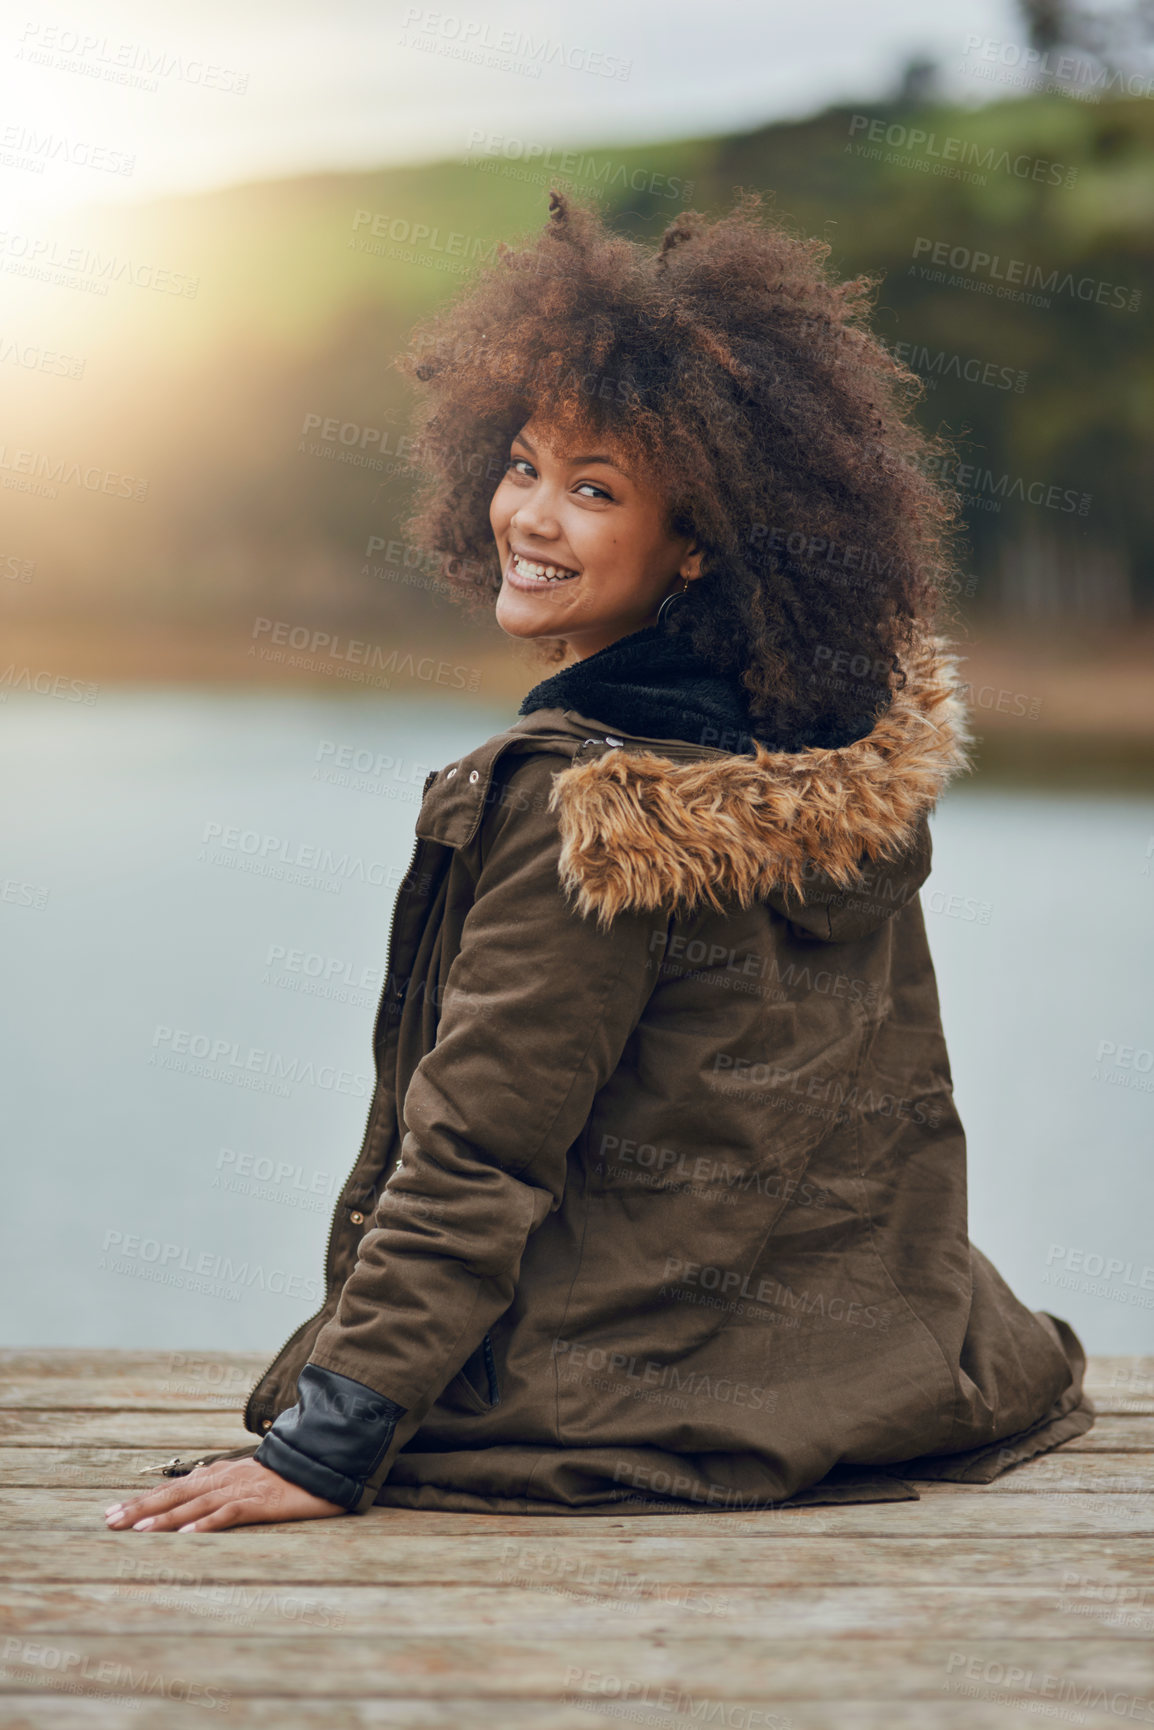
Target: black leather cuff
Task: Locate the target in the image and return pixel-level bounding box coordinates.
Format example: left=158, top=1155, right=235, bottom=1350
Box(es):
left=253, top=1363, right=407, bottom=1513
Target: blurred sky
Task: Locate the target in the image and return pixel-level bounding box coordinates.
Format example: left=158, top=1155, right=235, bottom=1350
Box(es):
left=2, top=0, right=1036, bottom=218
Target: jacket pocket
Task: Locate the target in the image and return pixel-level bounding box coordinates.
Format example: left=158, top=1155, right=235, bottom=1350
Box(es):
left=444, top=1332, right=501, bottom=1414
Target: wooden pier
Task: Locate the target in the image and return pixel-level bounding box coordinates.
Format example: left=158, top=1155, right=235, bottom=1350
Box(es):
left=1, top=1350, right=1152, bottom=1728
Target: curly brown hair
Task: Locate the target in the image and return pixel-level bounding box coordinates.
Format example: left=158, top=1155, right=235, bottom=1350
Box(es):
left=395, top=188, right=961, bottom=747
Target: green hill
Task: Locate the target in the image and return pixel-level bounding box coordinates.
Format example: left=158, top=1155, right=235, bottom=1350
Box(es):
left=3, top=92, right=1151, bottom=639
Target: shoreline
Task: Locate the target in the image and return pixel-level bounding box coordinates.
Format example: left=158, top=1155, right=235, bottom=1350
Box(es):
left=4, top=619, right=1154, bottom=788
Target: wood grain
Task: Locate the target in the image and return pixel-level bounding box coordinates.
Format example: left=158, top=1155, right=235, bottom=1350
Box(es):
left=0, top=1351, right=1149, bottom=1726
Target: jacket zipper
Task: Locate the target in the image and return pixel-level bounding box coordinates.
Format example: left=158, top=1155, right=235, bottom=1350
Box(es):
left=243, top=772, right=437, bottom=1431
left=619, top=737, right=736, bottom=762
left=572, top=724, right=736, bottom=764
left=242, top=728, right=720, bottom=1426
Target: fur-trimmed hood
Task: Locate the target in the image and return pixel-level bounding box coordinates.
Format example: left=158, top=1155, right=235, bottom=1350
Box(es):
left=538, top=632, right=972, bottom=931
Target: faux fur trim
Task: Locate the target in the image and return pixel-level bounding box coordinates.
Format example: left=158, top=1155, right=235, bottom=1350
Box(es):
left=546, top=636, right=972, bottom=929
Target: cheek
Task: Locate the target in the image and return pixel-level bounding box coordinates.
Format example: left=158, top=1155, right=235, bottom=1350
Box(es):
left=564, top=511, right=619, bottom=565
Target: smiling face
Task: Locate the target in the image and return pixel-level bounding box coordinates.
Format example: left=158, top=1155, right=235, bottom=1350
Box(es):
left=489, top=416, right=701, bottom=661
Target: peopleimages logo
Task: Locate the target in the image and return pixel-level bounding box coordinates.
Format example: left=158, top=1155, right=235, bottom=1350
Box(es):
left=889, top=339, right=1027, bottom=395
left=910, top=236, right=1141, bottom=311
left=0, top=442, right=148, bottom=499
left=398, top=9, right=632, bottom=80
left=847, top=115, right=1076, bottom=187
left=1, top=1637, right=230, bottom=1710
left=960, top=33, right=1154, bottom=101
left=99, top=1230, right=321, bottom=1309
left=198, top=820, right=410, bottom=892
left=552, top=1338, right=778, bottom=1411
left=0, top=123, right=136, bottom=177
left=0, top=665, right=98, bottom=703
left=149, top=1024, right=371, bottom=1097
left=16, top=21, right=250, bottom=94
left=249, top=617, right=481, bottom=691
left=463, top=130, right=690, bottom=199
left=661, top=1257, right=887, bottom=1328
left=0, top=228, right=199, bottom=296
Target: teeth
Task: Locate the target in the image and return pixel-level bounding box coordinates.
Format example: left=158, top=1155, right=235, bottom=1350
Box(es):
left=512, top=553, right=577, bottom=582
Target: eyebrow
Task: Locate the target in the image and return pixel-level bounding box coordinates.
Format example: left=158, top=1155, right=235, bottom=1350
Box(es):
left=513, top=432, right=629, bottom=476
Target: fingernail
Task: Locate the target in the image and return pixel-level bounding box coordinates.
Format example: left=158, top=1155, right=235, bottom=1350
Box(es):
left=104, top=1504, right=124, bottom=1516
left=132, top=1517, right=155, bottom=1530
left=177, top=1522, right=197, bottom=1533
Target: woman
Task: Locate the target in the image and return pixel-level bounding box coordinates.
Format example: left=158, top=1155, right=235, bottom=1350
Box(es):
left=106, top=191, right=1092, bottom=1535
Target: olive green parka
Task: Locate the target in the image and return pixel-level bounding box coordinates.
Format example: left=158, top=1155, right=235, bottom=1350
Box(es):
left=241, top=630, right=1092, bottom=1515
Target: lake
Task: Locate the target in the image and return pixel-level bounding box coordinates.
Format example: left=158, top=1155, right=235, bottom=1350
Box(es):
left=2, top=690, right=1151, bottom=1357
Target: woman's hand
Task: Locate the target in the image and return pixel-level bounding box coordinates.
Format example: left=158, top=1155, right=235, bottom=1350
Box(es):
left=104, top=1457, right=346, bottom=1532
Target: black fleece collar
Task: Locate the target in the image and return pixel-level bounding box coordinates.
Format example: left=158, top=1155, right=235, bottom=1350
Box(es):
left=518, top=621, right=873, bottom=755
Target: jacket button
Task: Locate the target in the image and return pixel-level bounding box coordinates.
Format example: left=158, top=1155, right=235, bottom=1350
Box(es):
left=446, top=766, right=457, bottom=778
left=468, top=769, right=479, bottom=783
left=604, top=735, right=624, bottom=747
left=260, top=1418, right=272, bottom=1432
left=349, top=1210, right=365, bottom=1224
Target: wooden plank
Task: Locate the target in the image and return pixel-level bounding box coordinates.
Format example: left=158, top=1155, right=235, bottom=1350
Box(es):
left=0, top=1373, right=262, bottom=1411
left=917, top=1454, right=1154, bottom=1493
left=2, top=1383, right=1132, bottom=1414
left=0, top=1700, right=1144, bottom=1730
left=0, top=1370, right=261, bottom=1411
left=1, top=1349, right=1144, bottom=1382
left=1, top=1531, right=1150, bottom=1588
left=1058, top=1414, right=1154, bottom=1451
left=0, top=1351, right=269, bottom=1382
left=2, top=1402, right=1143, bottom=1457
left=1093, top=1393, right=1154, bottom=1416
left=3, top=1457, right=1151, bottom=1522
left=0, top=1416, right=1147, bottom=1487
left=3, top=1356, right=1150, bottom=1730
left=0, top=1412, right=255, bottom=1447
left=0, top=1384, right=253, bottom=1412
left=15, top=1379, right=1148, bottom=1419
left=1083, top=1357, right=1154, bottom=1383
left=0, top=1351, right=1147, bottom=1410
left=7, top=1492, right=1154, bottom=1537
left=0, top=1448, right=211, bottom=1489
left=3, top=1580, right=1154, bottom=1639
left=1082, top=1359, right=1154, bottom=1414
left=3, top=1635, right=1154, bottom=1700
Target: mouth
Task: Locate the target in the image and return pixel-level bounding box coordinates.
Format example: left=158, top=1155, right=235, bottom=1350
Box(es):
left=505, top=549, right=581, bottom=588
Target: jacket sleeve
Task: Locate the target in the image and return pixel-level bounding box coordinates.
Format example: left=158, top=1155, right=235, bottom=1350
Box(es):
left=254, top=749, right=663, bottom=1512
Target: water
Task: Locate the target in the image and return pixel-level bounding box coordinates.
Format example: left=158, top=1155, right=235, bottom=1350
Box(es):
left=2, top=691, right=1151, bottom=1354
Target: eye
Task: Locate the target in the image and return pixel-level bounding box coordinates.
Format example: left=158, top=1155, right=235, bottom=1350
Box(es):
left=575, top=481, right=612, bottom=500
left=505, top=456, right=535, bottom=478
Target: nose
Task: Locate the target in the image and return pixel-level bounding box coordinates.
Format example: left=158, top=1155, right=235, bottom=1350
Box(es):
left=511, top=517, right=559, bottom=547
left=509, top=489, right=560, bottom=544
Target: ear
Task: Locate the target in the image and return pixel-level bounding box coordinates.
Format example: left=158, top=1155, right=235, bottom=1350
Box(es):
left=679, top=544, right=704, bottom=581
